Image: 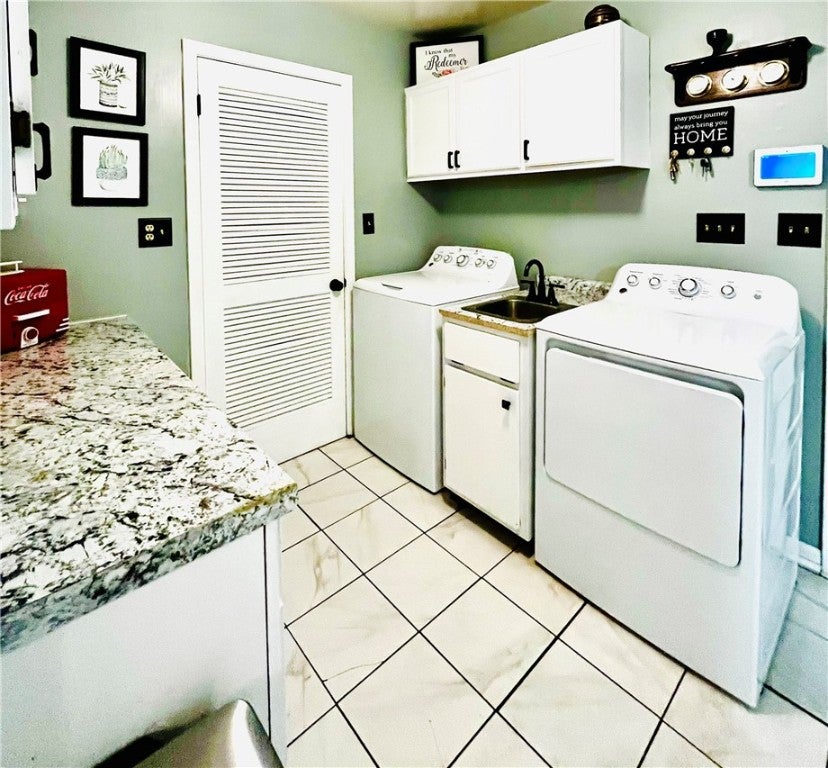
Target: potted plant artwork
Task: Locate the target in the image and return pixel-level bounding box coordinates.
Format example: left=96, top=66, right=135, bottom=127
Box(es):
left=89, top=63, right=128, bottom=108
left=68, top=38, right=146, bottom=125
left=96, top=144, right=128, bottom=190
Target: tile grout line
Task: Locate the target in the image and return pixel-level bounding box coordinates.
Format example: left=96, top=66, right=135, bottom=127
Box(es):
left=764, top=684, right=828, bottom=727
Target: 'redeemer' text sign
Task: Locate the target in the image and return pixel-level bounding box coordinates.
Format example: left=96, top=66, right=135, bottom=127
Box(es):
left=670, top=107, right=735, bottom=159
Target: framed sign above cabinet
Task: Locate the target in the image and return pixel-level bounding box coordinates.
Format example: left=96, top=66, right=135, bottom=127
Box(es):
left=409, top=36, right=483, bottom=86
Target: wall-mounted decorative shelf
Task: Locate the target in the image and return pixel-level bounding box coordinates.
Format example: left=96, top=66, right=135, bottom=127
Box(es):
left=665, top=30, right=813, bottom=107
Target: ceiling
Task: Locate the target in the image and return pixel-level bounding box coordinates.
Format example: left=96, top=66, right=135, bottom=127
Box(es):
left=327, top=1, right=549, bottom=35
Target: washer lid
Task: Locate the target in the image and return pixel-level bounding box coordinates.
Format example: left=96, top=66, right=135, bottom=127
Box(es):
left=537, top=300, right=797, bottom=380
left=354, top=271, right=509, bottom=306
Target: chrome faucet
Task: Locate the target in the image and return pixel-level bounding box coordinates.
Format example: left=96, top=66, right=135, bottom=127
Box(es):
left=522, top=259, right=547, bottom=303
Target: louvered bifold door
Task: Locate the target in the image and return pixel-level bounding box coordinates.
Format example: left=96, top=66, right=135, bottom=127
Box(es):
left=196, top=58, right=347, bottom=462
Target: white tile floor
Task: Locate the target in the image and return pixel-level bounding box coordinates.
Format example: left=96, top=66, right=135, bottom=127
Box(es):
left=280, top=439, right=828, bottom=768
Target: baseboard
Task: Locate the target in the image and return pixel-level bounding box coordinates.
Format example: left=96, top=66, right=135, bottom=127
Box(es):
left=798, top=541, right=822, bottom=573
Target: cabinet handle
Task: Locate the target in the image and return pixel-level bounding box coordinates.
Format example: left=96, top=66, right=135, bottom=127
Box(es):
left=29, top=30, right=38, bottom=76
left=501, top=399, right=511, bottom=410
left=447, top=151, right=454, bottom=170
left=454, top=150, right=460, bottom=169
left=523, top=139, right=530, bottom=162
left=33, top=123, right=52, bottom=183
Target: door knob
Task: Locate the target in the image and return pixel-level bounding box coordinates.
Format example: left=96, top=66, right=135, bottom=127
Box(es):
left=501, top=399, right=511, bottom=410
left=329, top=278, right=345, bottom=292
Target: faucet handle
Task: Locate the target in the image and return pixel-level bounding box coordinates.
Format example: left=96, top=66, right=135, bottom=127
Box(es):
left=546, top=282, right=565, bottom=307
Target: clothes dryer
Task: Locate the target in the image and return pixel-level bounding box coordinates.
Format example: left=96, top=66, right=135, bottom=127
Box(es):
left=534, top=263, right=804, bottom=706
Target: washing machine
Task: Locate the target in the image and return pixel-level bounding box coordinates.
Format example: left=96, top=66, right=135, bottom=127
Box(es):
left=534, top=263, right=804, bottom=707
left=353, top=246, right=517, bottom=491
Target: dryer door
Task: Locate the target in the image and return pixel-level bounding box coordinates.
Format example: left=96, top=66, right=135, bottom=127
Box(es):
left=544, top=349, right=743, bottom=567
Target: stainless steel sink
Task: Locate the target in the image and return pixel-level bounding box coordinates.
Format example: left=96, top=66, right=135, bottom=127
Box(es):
left=463, top=296, right=576, bottom=324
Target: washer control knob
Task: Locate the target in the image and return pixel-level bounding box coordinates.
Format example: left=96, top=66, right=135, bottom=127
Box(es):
left=720, top=284, right=736, bottom=299
left=443, top=254, right=453, bottom=264
left=456, top=254, right=469, bottom=266
left=486, top=259, right=496, bottom=269
left=649, top=276, right=662, bottom=289
left=626, top=274, right=639, bottom=286
left=678, top=277, right=700, bottom=297
left=474, top=257, right=484, bottom=267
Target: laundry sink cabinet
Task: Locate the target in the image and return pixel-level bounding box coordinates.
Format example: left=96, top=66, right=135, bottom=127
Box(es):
left=442, top=320, right=535, bottom=540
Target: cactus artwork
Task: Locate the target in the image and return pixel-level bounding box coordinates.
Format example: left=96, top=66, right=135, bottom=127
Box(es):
left=89, top=62, right=129, bottom=108
left=96, top=144, right=128, bottom=188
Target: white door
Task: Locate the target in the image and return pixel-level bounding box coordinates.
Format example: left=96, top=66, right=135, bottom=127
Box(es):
left=405, top=78, right=454, bottom=178
left=454, top=57, right=521, bottom=174
left=522, top=23, right=617, bottom=167
left=444, top=365, right=521, bottom=528
left=191, top=54, right=351, bottom=462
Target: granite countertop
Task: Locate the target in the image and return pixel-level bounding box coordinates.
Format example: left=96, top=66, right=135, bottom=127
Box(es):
left=0, top=318, right=297, bottom=652
left=440, top=275, right=610, bottom=337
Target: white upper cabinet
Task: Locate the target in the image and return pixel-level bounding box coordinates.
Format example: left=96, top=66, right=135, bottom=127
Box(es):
left=453, top=55, right=521, bottom=174
left=405, top=55, right=520, bottom=179
left=405, top=21, right=650, bottom=181
left=405, top=78, right=454, bottom=178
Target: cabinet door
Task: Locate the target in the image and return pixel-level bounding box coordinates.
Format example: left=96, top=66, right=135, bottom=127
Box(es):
left=454, top=57, right=521, bottom=173
left=405, top=79, right=453, bottom=178
left=444, top=365, right=521, bottom=528
left=522, top=23, right=617, bottom=167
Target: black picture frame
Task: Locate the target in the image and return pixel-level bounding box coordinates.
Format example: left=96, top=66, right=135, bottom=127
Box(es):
left=68, top=37, right=146, bottom=125
left=409, top=36, right=484, bottom=86
left=71, top=127, right=148, bottom=206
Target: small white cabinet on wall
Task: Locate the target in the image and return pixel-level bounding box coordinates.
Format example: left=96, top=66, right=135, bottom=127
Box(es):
left=405, top=21, right=650, bottom=181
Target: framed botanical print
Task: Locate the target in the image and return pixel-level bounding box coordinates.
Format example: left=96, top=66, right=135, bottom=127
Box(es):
left=71, top=127, right=148, bottom=206
left=68, top=37, right=146, bottom=125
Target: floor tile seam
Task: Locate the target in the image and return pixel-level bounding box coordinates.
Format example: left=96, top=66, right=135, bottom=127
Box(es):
left=763, top=683, right=828, bottom=727
left=445, top=710, right=498, bottom=768
left=653, top=670, right=726, bottom=768
left=495, top=602, right=585, bottom=716
left=380, top=494, right=459, bottom=534
left=284, top=623, right=382, bottom=768
left=301, top=489, right=384, bottom=535
left=477, top=558, right=564, bottom=635
left=282, top=624, right=337, bottom=748
left=283, top=566, right=364, bottom=628
left=492, top=711, right=555, bottom=768
left=421, top=522, right=515, bottom=579
left=636, top=669, right=686, bottom=768
left=342, top=460, right=409, bottom=499
left=553, top=635, right=681, bottom=719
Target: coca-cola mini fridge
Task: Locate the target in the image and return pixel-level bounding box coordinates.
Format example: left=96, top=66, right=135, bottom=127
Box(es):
left=1, top=262, right=69, bottom=353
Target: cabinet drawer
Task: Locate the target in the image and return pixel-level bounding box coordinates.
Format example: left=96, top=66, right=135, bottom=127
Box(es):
left=443, top=322, right=520, bottom=383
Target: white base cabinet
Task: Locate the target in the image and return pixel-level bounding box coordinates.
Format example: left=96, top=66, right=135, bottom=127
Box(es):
left=443, top=320, right=535, bottom=540
left=405, top=20, right=650, bottom=181
left=0, top=524, right=286, bottom=768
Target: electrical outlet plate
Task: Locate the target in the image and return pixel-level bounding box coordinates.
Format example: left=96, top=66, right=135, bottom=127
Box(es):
left=138, top=218, right=172, bottom=248
left=777, top=213, right=822, bottom=248
left=696, top=213, right=745, bottom=244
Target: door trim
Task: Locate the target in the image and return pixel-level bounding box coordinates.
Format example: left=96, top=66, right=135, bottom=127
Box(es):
left=181, top=39, right=355, bottom=433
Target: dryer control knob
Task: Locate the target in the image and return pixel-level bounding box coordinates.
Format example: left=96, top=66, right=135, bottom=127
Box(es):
left=678, top=277, right=700, bottom=297
left=649, top=276, right=661, bottom=288
left=443, top=254, right=453, bottom=263
left=456, top=254, right=469, bottom=266
left=486, top=259, right=496, bottom=269
left=626, top=274, right=639, bottom=286
left=474, top=258, right=484, bottom=267
left=720, top=284, right=736, bottom=299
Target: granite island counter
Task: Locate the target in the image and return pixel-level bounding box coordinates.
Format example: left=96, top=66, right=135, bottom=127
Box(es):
left=1, top=318, right=296, bottom=766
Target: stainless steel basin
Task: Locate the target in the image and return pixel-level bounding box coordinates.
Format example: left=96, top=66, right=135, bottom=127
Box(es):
left=463, top=296, right=576, bottom=324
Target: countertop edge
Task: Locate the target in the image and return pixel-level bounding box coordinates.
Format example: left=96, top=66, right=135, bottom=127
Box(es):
left=1, top=485, right=298, bottom=653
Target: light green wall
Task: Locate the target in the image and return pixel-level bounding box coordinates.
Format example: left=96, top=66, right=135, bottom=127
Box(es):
left=427, top=0, right=826, bottom=547
left=1, top=0, right=440, bottom=371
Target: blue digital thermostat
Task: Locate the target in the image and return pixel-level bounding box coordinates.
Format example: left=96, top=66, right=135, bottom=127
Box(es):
left=754, top=144, right=823, bottom=186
